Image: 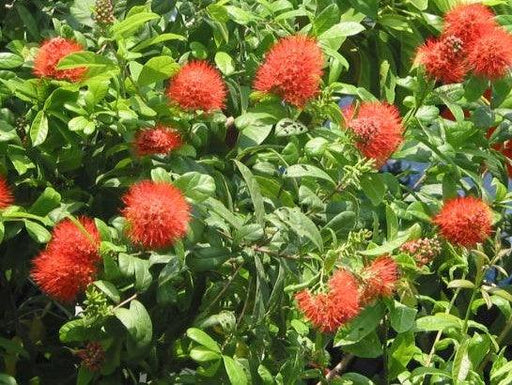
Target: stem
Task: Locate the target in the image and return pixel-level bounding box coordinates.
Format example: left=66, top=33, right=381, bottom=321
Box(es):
left=113, top=293, right=137, bottom=309
left=316, top=354, right=354, bottom=384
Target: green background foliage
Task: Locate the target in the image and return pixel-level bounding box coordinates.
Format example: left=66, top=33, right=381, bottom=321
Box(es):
left=2, top=0, right=512, bottom=384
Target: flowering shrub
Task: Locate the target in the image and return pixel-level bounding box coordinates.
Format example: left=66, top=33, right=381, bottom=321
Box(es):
left=3, top=0, right=512, bottom=384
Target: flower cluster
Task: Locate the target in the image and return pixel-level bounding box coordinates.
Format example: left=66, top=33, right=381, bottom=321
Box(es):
left=296, top=256, right=399, bottom=333
left=134, top=124, right=183, bottom=157
left=33, top=37, right=86, bottom=82
left=344, top=102, right=404, bottom=167
left=167, top=61, right=227, bottom=112
left=295, top=270, right=360, bottom=333
left=31, top=218, right=101, bottom=302
left=400, top=237, right=442, bottom=266
left=254, top=35, right=324, bottom=107
left=77, top=342, right=105, bottom=372
left=121, top=180, right=191, bottom=249
left=416, top=3, right=512, bottom=82
left=433, top=196, right=493, bottom=247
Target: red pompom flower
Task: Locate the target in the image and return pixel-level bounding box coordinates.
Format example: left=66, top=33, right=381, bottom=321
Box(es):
left=254, top=35, right=324, bottom=107
left=295, top=269, right=360, bottom=333
left=443, top=3, right=496, bottom=47
left=134, top=125, right=183, bottom=157
left=0, top=176, right=13, bottom=209
left=360, top=256, right=399, bottom=305
left=467, top=28, right=512, bottom=80
left=415, top=36, right=467, bottom=84
left=344, top=102, right=404, bottom=167
left=33, top=37, right=86, bottom=82
left=166, top=61, right=227, bottom=112
left=433, top=196, right=493, bottom=247
left=121, top=180, right=191, bottom=249
left=31, top=217, right=101, bottom=302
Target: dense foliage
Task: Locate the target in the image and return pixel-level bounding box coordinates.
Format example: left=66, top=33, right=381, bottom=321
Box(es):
left=2, top=0, right=512, bottom=384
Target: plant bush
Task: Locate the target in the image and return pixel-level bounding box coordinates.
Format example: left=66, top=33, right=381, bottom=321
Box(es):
left=2, top=0, right=512, bottom=384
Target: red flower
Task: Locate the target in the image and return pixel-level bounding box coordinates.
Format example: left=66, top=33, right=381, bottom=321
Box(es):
left=344, top=102, right=404, bottom=167
left=467, top=28, right=512, bottom=80
left=415, top=36, right=467, bottom=84
left=166, top=61, right=227, bottom=112
left=360, top=256, right=399, bottom=305
left=122, top=181, right=190, bottom=249
left=0, top=176, right=13, bottom=209
left=434, top=196, right=493, bottom=247
left=33, top=37, right=86, bottom=82
left=134, top=125, right=183, bottom=157
left=443, top=3, right=496, bottom=47
left=47, top=217, right=101, bottom=264
left=254, top=35, right=324, bottom=107
left=31, top=217, right=101, bottom=302
left=295, top=270, right=360, bottom=333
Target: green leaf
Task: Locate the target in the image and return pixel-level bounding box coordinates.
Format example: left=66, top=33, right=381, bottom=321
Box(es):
left=190, top=347, right=222, bottom=362
left=174, top=172, right=216, bottom=203
left=137, top=56, right=180, bottom=86
left=30, top=111, right=48, bottom=146
left=277, top=207, right=324, bottom=252
left=0, top=52, right=24, bottom=69
left=112, top=12, right=160, bottom=38
left=452, top=338, right=471, bottom=383
left=360, top=173, right=386, bottom=206
left=335, top=302, right=385, bottom=345
left=447, top=279, right=476, bottom=289
left=234, top=160, right=265, bottom=226
left=389, top=301, right=417, bottom=333
left=0, top=374, right=18, bottom=385
left=285, top=164, right=335, bottom=185
left=342, top=331, right=383, bottom=358
left=274, top=119, right=308, bottom=137
left=415, top=313, right=462, bottom=332
left=24, top=220, right=51, bottom=243
left=59, top=317, right=94, bottom=343
left=114, top=300, right=153, bottom=351
left=186, top=328, right=221, bottom=353
left=132, top=33, right=186, bottom=51
left=68, top=116, right=95, bottom=134
left=93, top=280, right=120, bottom=303
left=360, top=224, right=420, bottom=256
left=70, top=0, right=95, bottom=27
left=223, top=355, right=248, bottom=385
left=215, top=52, right=235, bottom=75
left=30, top=187, right=61, bottom=216
left=339, top=373, right=375, bottom=385
left=57, top=52, right=116, bottom=71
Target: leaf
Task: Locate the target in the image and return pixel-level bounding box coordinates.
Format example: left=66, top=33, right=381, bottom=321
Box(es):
left=24, top=221, right=51, bottom=243
left=415, top=313, right=462, bottom=332
left=29, top=187, right=61, bottom=216
left=69, top=116, right=95, bottom=134
left=274, top=119, right=308, bottom=137
left=234, top=160, right=265, bottom=226
left=112, top=12, right=160, bottom=38
left=59, top=317, right=94, bottom=343
left=447, top=279, right=476, bottom=289
left=30, top=111, right=48, bottom=146
left=186, top=328, right=221, bottom=353
left=342, top=331, right=383, bottom=358
left=360, top=173, right=386, bottom=206
left=452, top=338, right=471, bottom=383
left=360, top=224, right=420, bottom=256
left=0, top=52, right=24, bottom=69
left=57, top=51, right=116, bottom=70
left=137, top=56, right=180, bottom=86
left=190, top=347, right=222, bottom=362
left=339, top=373, right=375, bottom=385
left=114, top=300, right=153, bottom=351
left=277, top=207, right=324, bottom=251
left=215, top=52, right=235, bottom=75
left=335, top=302, right=385, bottom=346
left=389, top=301, right=417, bottom=333
left=0, top=374, right=18, bottom=385
left=93, top=280, right=120, bottom=303
left=223, top=356, right=248, bottom=385
left=70, top=0, right=95, bottom=27
left=132, top=33, right=186, bottom=51
left=174, top=172, right=216, bottom=203
left=284, top=164, right=335, bottom=185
